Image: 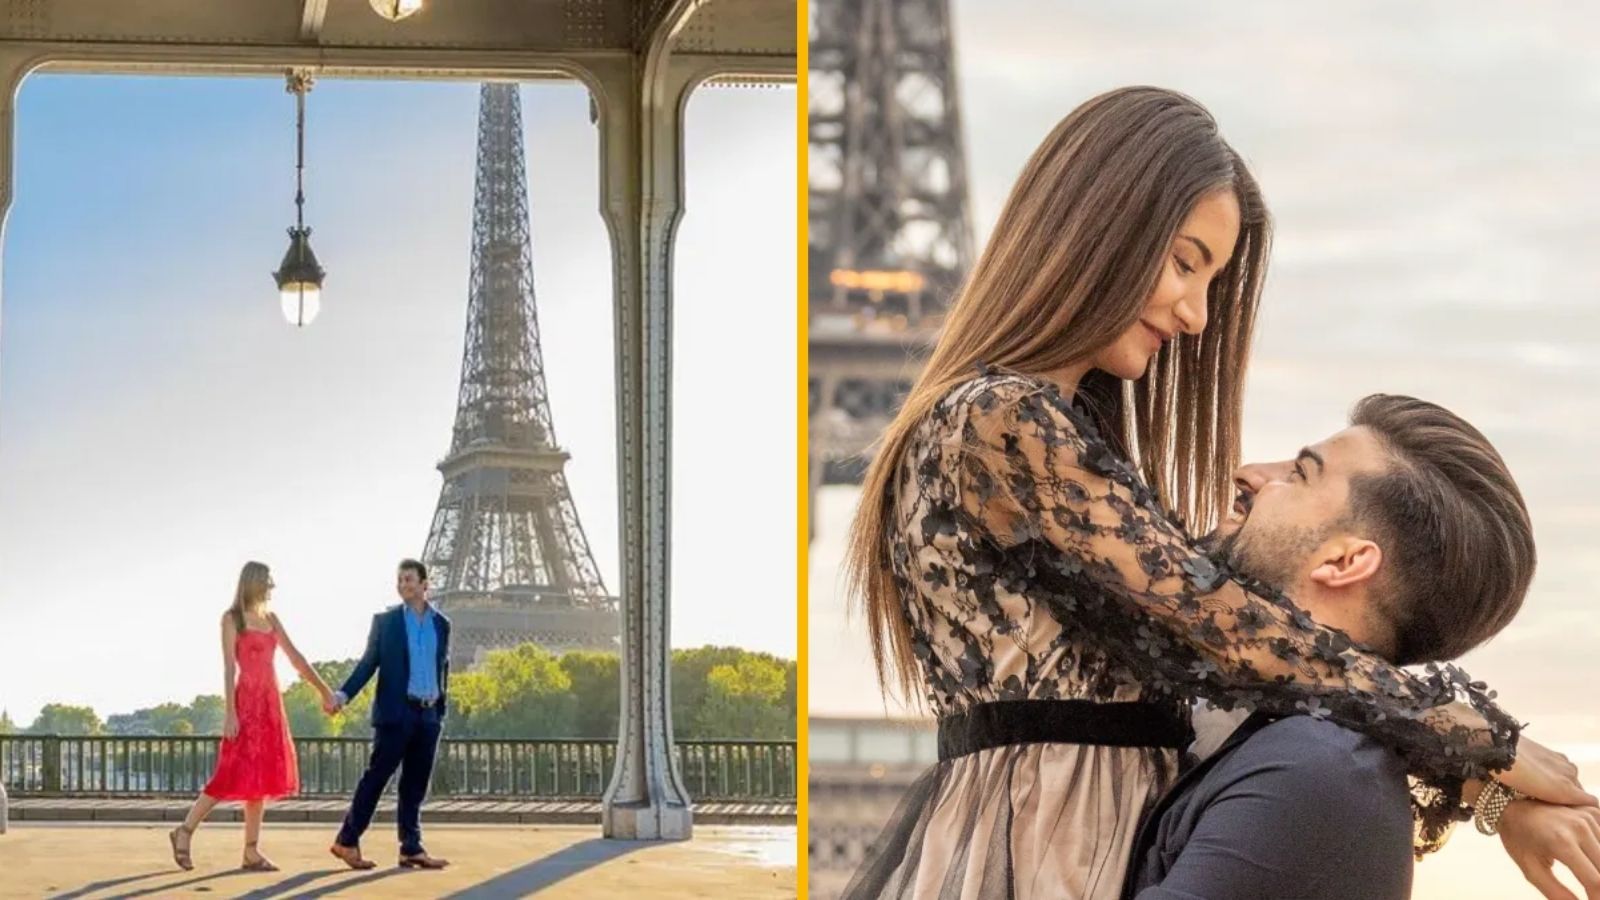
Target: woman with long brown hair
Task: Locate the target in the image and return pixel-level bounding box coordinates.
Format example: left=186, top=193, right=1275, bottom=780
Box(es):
left=167, top=561, right=335, bottom=871
left=840, top=86, right=1587, bottom=899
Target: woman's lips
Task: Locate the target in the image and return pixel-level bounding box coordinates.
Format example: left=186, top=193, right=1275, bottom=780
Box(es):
left=1141, top=321, right=1167, bottom=351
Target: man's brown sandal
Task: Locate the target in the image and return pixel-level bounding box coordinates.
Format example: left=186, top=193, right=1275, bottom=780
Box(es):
left=169, top=824, right=195, bottom=871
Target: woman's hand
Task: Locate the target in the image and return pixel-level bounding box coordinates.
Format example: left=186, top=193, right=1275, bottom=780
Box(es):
left=1500, top=737, right=1597, bottom=808
left=1501, top=799, right=1600, bottom=900
left=223, top=710, right=239, bottom=740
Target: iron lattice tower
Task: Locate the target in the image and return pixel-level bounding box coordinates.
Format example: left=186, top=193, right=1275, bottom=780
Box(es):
left=807, top=0, right=976, bottom=500
left=422, top=83, right=618, bottom=668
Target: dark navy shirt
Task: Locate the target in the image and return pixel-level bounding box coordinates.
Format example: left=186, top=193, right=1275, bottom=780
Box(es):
left=1125, top=714, right=1415, bottom=900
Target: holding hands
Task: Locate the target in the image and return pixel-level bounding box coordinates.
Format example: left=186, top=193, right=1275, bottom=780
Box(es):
left=320, top=687, right=343, bottom=717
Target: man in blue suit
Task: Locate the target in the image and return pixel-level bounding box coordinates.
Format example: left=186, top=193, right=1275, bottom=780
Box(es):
left=327, top=558, right=452, bottom=870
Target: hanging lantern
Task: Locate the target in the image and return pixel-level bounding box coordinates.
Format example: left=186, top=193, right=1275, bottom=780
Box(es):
left=370, top=0, right=424, bottom=21
left=273, top=70, right=325, bottom=328
left=274, top=226, right=325, bottom=327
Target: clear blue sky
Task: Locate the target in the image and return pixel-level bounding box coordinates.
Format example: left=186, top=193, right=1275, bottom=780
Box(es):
left=0, top=74, right=796, bottom=724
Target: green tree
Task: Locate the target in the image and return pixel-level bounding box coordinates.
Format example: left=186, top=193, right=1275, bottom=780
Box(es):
left=187, top=695, right=226, bottom=735
left=0, top=709, right=15, bottom=734
left=559, top=651, right=620, bottom=737
left=694, top=656, right=791, bottom=739
left=670, top=646, right=746, bottom=738
left=28, top=703, right=103, bottom=736
left=671, top=646, right=797, bottom=739
left=458, top=644, right=577, bottom=738
left=312, top=659, right=360, bottom=689
left=782, top=659, right=798, bottom=728
left=146, top=702, right=195, bottom=734
left=446, top=669, right=496, bottom=738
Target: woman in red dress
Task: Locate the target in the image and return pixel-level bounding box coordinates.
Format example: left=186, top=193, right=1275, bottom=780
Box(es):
left=167, top=561, right=335, bottom=871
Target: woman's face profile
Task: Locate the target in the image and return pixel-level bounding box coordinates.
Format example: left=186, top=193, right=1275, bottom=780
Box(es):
left=1091, top=188, right=1242, bottom=380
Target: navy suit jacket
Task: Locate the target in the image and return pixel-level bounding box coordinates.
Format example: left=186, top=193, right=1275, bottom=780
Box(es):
left=1121, top=712, right=1413, bottom=900
left=338, top=604, right=452, bottom=727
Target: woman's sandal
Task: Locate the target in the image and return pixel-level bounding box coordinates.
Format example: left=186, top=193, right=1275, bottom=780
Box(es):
left=169, top=825, right=195, bottom=871
left=241, top=841, right=280, bottom=872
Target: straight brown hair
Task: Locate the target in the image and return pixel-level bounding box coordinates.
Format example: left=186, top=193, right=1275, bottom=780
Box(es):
left=229, top=561, right=272, bottom=632
left=846, top=86, right=1272, bottom=703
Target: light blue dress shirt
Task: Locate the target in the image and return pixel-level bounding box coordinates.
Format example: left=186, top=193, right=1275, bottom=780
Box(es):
left=404, top=603, right=440, bottom=702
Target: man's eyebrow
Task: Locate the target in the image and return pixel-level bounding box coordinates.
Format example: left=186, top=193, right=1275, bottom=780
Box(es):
left=1297, top=447, right=1325, bottom=474
left=1179, top=234, right=1213, bottom=266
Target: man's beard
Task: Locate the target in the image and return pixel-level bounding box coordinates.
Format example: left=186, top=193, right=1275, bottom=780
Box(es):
left=1200, top=520, right=1327, bottom=594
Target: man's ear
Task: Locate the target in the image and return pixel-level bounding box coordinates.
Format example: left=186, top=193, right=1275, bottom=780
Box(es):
left=1308, top=539, right=1383, bottom=589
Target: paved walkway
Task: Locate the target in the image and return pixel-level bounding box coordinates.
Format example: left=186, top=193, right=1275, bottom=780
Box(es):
left=0, top=821, right=797, bottom=898
left=5, top=796, right=795, bottom=826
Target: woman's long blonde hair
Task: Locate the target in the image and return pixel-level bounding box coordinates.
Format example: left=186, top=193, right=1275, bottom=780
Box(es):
left=229, top=561, right=273, bottom=632
left=846, top=86, right=1273, bottom=704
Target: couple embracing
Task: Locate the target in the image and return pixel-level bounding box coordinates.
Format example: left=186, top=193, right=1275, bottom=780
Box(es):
left=843, top=86, right=1600, bottom=899
left=166, top=558, right=452, bottom=872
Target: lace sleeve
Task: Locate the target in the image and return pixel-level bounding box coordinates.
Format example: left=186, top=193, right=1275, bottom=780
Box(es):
left=946, top=376, right=1518, bottom=830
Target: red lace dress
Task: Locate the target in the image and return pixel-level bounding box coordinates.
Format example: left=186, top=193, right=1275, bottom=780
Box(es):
left=203, top=628, right=300, bottom=801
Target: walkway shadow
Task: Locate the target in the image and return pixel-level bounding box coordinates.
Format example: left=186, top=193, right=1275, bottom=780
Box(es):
left=230, top=868, right=348, bottom=899
left=108, top=869, right=248, bottom=898
left=276, top=868, right=408, bottom=899
left=440, top=838, right=650, bottom=899
left=48, top=870, right=169, bottom=900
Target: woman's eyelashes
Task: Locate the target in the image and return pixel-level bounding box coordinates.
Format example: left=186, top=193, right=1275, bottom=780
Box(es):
left=1173, top=254, right=1196, bottom=276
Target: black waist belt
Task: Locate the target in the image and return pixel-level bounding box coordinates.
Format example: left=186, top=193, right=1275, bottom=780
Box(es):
left=937, top=699, right=1192, bottom=761
left=405, top=696, right=437, bottom=709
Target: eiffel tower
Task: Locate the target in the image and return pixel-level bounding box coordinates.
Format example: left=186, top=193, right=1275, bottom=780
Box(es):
left=808, top=0, right=976, bottom=515
left=808, top=1, right=976, bottom=893
left=421, top=83, right=618, bottom=669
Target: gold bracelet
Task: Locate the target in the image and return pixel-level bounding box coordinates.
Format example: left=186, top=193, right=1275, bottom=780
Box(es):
left=1474, top=780, right=1520, bottom=835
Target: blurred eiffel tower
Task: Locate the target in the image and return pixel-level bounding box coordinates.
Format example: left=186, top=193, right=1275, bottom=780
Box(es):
left=807, top=0, right=975, bottom=533
left=807, top=1, right=975, bottom=895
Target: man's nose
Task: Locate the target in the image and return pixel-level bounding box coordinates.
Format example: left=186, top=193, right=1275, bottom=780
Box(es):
left=1233, top=462, right=1269, bottom=494
left=1236, top=459, right=1296, bottom=491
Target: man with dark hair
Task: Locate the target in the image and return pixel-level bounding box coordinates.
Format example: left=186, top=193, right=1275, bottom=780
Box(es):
left=327, top=558, right=452, bottom=870
left=1123, top=394, right=1599, bottom=899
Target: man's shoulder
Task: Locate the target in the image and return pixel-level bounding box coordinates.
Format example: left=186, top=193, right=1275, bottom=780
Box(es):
left=1222, top=716, right=1410, bottom=809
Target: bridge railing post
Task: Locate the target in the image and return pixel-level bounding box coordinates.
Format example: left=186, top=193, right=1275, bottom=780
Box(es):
left=40, top=736, right=60, bottom=794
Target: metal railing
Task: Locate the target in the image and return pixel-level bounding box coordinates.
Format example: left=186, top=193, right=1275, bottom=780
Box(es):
left=0, top=735, right=796, bottom=802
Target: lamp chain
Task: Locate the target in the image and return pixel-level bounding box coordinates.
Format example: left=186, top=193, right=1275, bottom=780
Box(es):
left=287, top=70, right=314, bottom=232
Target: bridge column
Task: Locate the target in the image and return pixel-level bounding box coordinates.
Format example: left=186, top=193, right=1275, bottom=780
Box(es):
left=590, top=1, right=709, bottom=842
left=2, top=55, right=37, bottom=841
left=1, top=44, right=37, bottom=389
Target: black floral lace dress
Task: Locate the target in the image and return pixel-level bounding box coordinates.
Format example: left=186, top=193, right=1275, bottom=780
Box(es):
left=842, top=371, right=1520, bottom=900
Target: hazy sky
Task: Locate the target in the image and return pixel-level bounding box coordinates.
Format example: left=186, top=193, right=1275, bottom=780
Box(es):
left=0, top=74, right=795, bottom=725
left=810, top=3, right=1600, bottom=894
